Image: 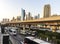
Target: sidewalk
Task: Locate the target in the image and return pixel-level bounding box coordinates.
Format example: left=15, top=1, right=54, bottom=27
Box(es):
left=9, top=36, right=19, bottom=44
left=0, top=27, right=3, bottom=44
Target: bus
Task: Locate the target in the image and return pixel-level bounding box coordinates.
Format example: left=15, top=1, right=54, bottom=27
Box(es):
left=24, top=36, right=51, bottom=44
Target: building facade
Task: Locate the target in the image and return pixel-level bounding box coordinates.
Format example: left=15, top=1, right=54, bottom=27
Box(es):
left=16, top=16, right=21, bottom=21
left=2, top=18, right=9, bottom=23
left=27, top=12, right=31, bottom=20
left=34, top=16, right=38, bottom=19
left=43, top=4, right=51, bottom=18
left=38, top=14, right=40, bottom=19
left=21, top=8, right=25, bottom=21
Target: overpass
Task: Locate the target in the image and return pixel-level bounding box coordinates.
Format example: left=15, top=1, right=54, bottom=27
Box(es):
left=1, top=16, right=60, bottom=32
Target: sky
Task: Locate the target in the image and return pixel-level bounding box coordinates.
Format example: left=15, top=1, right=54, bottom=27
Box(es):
left=0, top=0, right=60, bottom=21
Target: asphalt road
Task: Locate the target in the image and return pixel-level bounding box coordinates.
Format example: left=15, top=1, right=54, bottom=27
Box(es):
left=9, top=34, right=25, bottom=44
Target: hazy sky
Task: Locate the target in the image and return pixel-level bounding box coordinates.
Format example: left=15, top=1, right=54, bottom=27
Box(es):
left=0, top=0, right=60, bottom=21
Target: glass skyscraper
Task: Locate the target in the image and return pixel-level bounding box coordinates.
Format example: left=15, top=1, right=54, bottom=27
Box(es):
left=21, top=8, right=25, bottom=21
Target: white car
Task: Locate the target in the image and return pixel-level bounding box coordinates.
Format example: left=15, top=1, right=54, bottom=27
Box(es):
left=31, top=31, right=37, bottom=36
left=9, top=29, right=17, bottom=36
left=20, top=30, right=26, bottom=35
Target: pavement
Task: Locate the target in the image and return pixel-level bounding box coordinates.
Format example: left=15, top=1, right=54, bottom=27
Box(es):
left=9, top=33, right=25, bottom=44
left=0, top=33, right=2, bottom=44
left=10, top=36, right=19, bottom=44
left=0, top=26, right=2, bottom=44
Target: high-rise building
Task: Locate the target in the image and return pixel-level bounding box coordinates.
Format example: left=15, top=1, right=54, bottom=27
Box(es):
left=31, top=17, right=33, bottom=20
left=38, top=14, right=40, bottom=19
left=25, top=14, right=28, bottom=20
left=2, top=18, right=9, bottom=23
left=25, top=12, right=33, bottom=20
left=34, top=16, right=38, bottom=19
left=16, top=16, right=21, bottom=21
left=27, top=12, right=31, bottom=20
left=11, top=17, right=16, bottom=21
left=12, top=17, right=15, bottom=20
left=43, top=4, right=51, bottom=18
left=21, top=8, right=25, bottom=21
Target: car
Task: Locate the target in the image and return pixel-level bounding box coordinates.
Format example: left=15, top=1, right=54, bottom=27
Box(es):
left=26, top=30, right=32, bottom=35
left=9, top=29, right=17, bottom=36
left=56, top=30, right=60, bottom=33
left=20, top=30, right=26, bottom=35
left=31, top=31, right=37, bottom=36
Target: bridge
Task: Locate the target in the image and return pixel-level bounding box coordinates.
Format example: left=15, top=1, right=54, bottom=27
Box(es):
left=1, top=15, right=60, bottom=32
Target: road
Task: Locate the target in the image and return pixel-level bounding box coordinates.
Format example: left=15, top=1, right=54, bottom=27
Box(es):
left=9, top=34, right=25, bottom=44
left=1, top=26, right=52, bottom=44
left=0, top=26, right=26, bottom=44
left=4, top=26, right=32, bottom=44
left=5, top=26, right=38, bottom=44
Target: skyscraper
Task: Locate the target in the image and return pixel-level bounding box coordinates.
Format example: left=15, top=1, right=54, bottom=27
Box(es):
left=38, top=14, right=40, bottom=19
left=34, top=16, right=38, bottom=19
left=27, top=12, right=31, bottom=20
left=21, top=8, right=25, bottom=21
left=17, top=16, right=21, bottom=20
left=43, top=4, right=51, bottom=18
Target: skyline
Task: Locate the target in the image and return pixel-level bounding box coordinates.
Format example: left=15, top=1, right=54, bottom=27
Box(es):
left=0, top=0, right=60, bottom=21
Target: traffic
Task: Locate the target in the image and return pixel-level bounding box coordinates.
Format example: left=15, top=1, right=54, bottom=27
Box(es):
left=3, top=26, right=53, bottom=44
